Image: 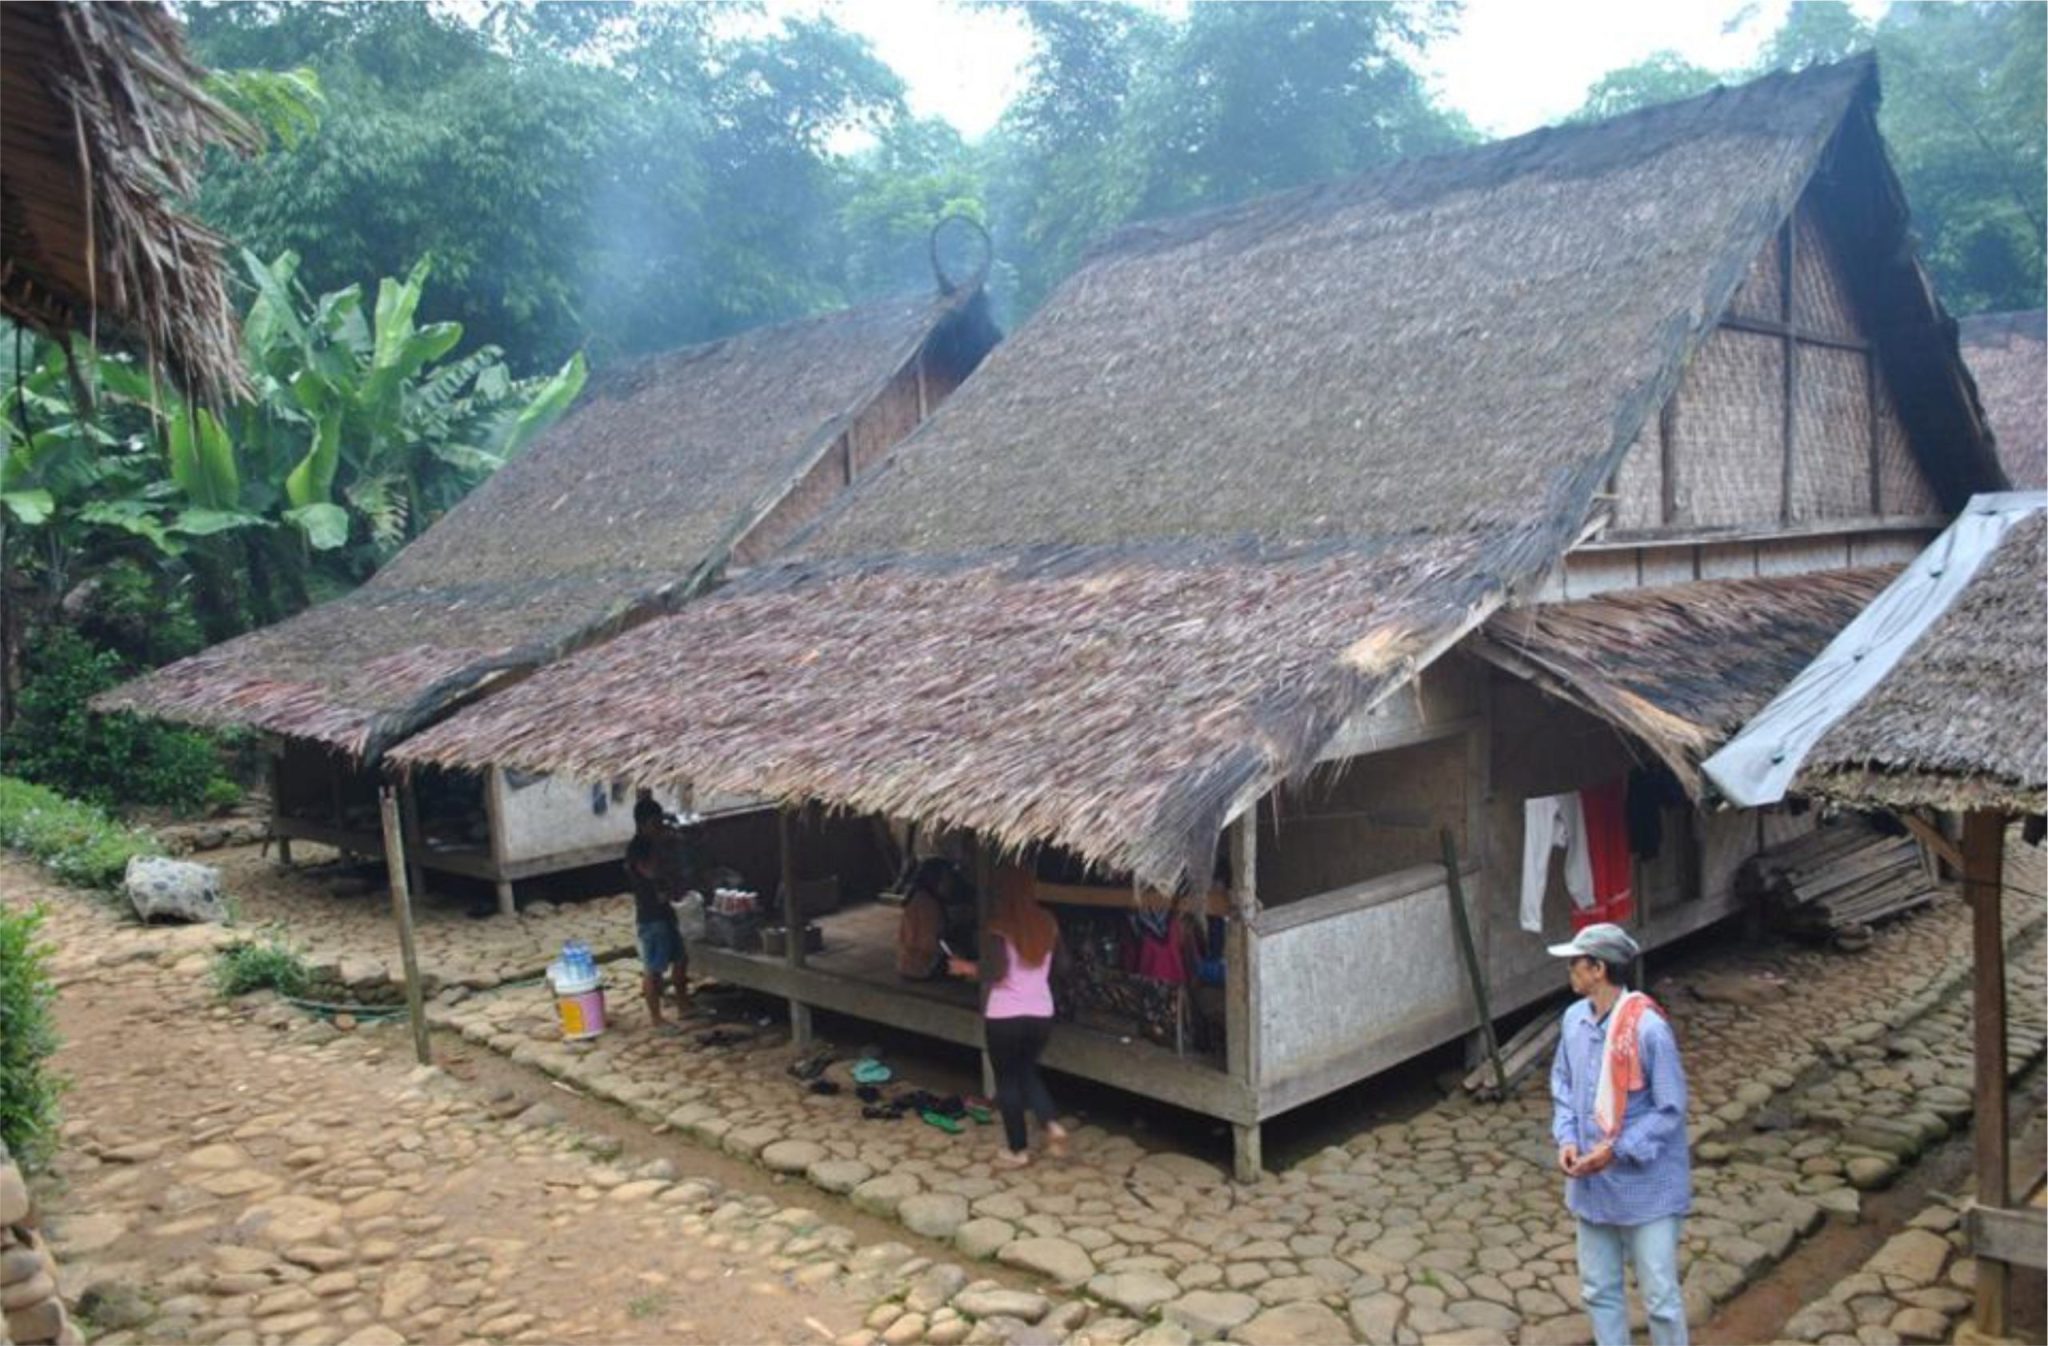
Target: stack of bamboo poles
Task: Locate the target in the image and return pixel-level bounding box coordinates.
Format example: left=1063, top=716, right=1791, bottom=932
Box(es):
left=1462, top=1014, right=1563, bottom=1099
left=1742, top=820, right=1941, bottom=943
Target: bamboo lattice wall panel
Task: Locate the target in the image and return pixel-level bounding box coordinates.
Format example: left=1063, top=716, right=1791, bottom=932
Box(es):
left=1875, top=374, right=1940, bottom=515
left=1674, top=327, right=1785, bottom=527
left=1791, top=345, right=1876, bottom=519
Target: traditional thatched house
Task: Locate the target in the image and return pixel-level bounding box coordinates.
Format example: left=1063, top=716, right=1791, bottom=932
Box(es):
left=1959, top=311, right=2045, bottom=491
left=0, top=1, right=255, bottom=397
left=1705, top=492, right=2044, bottom=1336
left=395, top=57, right=2000, bottom=1175
left=102, top=288, right=999, bottom=907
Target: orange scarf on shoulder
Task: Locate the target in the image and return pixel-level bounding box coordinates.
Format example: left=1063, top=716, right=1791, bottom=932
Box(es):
left=1593, top=990, right=1664, bottom=1139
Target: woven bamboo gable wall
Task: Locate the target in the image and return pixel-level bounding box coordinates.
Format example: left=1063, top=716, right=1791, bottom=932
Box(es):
left=1613, top=197, right=1941, bottom=531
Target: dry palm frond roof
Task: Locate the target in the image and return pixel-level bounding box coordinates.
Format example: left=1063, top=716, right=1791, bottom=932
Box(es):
left=1960, top=311, right=2045, bottom=491
left=1473, top=569, right=1898, bottom=796
left=394, top=57, right=1994, bottom=887
left=97, top=289, right=997, bottom=757
left=1798, top=506, right=2047, bottom=814
left=395, top=536, right=1501, bottom=886
left=0, top=2, right=256, bottom=398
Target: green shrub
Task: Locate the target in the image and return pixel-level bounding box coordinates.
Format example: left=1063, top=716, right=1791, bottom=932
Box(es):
left=2, top=627, right=240, bottom=815
left=0, top=776, right=164, bottom=890
left=212, top=938, right=309, bottom=998
left=0, top=904, right=64, bottom=1170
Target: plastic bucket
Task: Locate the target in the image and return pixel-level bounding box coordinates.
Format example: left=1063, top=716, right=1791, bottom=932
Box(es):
left=548, top=961, right=606, bottom=1041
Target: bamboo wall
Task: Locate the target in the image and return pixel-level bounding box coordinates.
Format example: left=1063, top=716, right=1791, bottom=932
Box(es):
left=1612, top=199, right=1941, bottom=531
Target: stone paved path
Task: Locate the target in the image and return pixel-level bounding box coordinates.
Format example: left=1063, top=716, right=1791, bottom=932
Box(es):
left=419, top=842, right=2046, bottom=1345
left=10, top=833, right=2043, bottom=1346
left=208, top=842, right=634, bottom=1000
left=2, top=860, right=1071, bottom=1346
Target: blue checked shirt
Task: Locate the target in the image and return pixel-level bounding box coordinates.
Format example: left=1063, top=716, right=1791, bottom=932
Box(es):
left=1549, top=997, right=1692, bottom=1226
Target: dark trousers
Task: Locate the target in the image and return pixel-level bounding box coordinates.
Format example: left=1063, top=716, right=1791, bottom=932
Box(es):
left=984, top=1015, right=1057, bottom=1152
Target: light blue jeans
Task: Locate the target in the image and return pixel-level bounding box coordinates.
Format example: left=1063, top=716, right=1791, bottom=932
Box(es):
left=1576, top=1215, right=1687, bottom=1346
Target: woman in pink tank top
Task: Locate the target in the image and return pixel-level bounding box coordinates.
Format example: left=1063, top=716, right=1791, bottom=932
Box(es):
left=947, top=867, right=1070, bottom=1166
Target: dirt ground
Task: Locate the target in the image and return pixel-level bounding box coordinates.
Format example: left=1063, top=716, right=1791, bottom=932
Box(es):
left=10, top=863, right=898, bottom=1346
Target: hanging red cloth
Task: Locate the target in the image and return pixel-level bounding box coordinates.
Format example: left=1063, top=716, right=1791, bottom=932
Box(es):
left=1574, top=777, right=1634, bottom=930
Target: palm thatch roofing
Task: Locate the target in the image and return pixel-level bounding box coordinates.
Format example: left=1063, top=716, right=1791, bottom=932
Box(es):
left=0, top=2, right=256, bottom=398
left=1793, top=502, right=2046, bottom=814
left=1472, top=569, right=1897, bottom=796
left=1959, top=311, right=2045, bottom=491
left=394, top=56, right=1997, bottom=890
left=97, top=289, right=998, bottom=757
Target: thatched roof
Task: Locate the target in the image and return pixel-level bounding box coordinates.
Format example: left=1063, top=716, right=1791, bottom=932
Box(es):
left=1473, top=569, right=1897, bottom=796
left=394, top=58, right=1996, bottom=889
left=0, top=2, right=256, bottom=397
left=97, top=289, right=998, bottom=757
left=1706, top=494, right=2046, bottom=815
left=1960, top=311, right=2045, bottom=491
left=1797, top=504, right=2046, bottom=813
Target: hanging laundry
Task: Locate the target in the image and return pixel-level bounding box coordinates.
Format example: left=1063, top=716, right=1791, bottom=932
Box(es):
left=1577, top=777, right=1633, bottom=930
left=1521, top=793, right=1594, bottom=932
left=1625, top=765, right=1686, bottom=860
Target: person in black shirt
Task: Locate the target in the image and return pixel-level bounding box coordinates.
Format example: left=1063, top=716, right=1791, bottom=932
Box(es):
left=627, top=795, right=696, bottom=1032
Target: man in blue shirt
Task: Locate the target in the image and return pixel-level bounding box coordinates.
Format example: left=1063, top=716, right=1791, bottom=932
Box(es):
left=1548, top=923, right=1691, bottom=1346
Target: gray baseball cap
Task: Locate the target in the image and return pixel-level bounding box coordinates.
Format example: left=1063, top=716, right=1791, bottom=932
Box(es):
left=1546, top=923, right=1640, bottom=964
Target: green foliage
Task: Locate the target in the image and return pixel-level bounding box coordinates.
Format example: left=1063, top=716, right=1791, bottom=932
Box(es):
left=188, top=3, right=905, bottom=369
left=0, top=776, right=165, bottom=891
left=1569, top=2, right=2045, bottom=317
left=1572, top=52, right=1724, bottom=121
left=212, top=937, right=309, bottom=999
left=984, top=1, right=1470, bottom=316
left=0, top=903, right=63, bottom=1171
left=1, top=629, right=237, bottom=816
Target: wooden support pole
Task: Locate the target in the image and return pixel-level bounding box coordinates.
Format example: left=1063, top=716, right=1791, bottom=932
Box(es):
left=778, top=807, right=811, bottom=1047
left=378, top=786, right=431, bottom=1067
left=481, top=767, right=515, bottom=916
left=1442, top=830, right=1507, bottom=1096
left=1963, top=808, right=2010, bottom=1338
left=268, top=750, right=292, bottom=865
left=974, top=837, right=996, bottom=1098
left=1226, top=810, right=1262, bottom=1182
left=398, top=777, right=427, bottom=901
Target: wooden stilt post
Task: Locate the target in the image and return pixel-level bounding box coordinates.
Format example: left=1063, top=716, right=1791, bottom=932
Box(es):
left=378, top=786, right=431, bottom=1067
left=268, top=750, right=293, bottom=865
left=1442, top=831, right=1507, bottom=1095
left=779, top=807, right=811, bottom=1048
left=398, top=777, right=427, bottom=901
left=1226, top=810, right=1262, bottom=1182
left=975, top=837, right=996, bottom=1100
left=481, top=767, right=515, bottom=916
left=1964, top=808, right=2010, bottom=1338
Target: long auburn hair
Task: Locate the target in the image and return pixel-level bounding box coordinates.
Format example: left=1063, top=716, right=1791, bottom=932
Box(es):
left=987, top=865, right=1057, bottom=967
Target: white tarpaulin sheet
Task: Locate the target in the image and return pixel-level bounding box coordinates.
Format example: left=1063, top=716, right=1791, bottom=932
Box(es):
left=1703, top=491, right=2047, bottom=808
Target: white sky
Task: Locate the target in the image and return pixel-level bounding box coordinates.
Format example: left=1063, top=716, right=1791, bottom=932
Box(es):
left=780, top=0, right=1891, bottom=141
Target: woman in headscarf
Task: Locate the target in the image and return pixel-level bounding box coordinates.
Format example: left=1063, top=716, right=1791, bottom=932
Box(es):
left=947, top=866, right=1070, bottom=1167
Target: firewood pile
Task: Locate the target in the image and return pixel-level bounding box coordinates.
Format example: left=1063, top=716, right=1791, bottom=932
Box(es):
left=1742, top=820, right=1942, bottom=945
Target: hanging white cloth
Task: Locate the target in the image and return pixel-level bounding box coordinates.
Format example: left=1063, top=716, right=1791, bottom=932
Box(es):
left=1521, top=793, right=1595, bottom=933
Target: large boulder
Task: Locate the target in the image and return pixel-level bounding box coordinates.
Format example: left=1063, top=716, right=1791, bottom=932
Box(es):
left=124, top=856, right=227, bottom=924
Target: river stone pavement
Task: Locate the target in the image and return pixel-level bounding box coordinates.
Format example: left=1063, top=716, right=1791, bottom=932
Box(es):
left=409, top=843, right=2046, bottom=1345
left=206, top=842, right=633, bottom=996
left=1775, top=1193, right=1983, bottom=1346
left=1, top=861, right=1103, bottom=1346
left=25, top=836, right=2043, bottom=1346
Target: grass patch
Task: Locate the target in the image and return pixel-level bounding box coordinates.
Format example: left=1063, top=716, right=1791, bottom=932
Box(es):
left=212, top=938, right=310, bottom=998
left=626, top=1293, right=668, bottom=1320
left=0, top=776, right=164, bottom=891
left=0, top=904, right=64, bottom=1170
